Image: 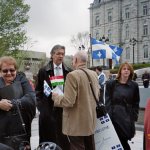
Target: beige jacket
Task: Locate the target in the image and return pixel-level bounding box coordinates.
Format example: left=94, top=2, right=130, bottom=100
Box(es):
left=52, top=65, right=100, bottom=136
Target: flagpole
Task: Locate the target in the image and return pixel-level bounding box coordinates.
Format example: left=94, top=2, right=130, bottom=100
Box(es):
left=89, top=34, right=93, bottom=66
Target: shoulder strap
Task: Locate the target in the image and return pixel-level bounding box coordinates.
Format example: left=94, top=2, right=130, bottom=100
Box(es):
left=80, top=68, right=99, bottom=105
left=12, top=100, right=27, bottom=134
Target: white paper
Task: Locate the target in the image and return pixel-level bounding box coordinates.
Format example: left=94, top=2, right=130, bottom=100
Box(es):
left=94, top=114, right=124, bottom=150
left=52, top=86, right=64, bottom=96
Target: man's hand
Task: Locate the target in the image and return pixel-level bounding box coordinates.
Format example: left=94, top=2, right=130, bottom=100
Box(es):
left=0, top=99, right=13, bottom=111
left=52, top=92, right=59, bottom=101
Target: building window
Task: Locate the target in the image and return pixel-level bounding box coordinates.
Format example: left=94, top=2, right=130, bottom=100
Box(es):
left=108, top=29, right=111, bottom=41
left=96, top=31, right=99, bottom=40
left=95, top=16, right=100, bottom=26
left=125, top=24, right=129, bottom=39
left=143, top=45, right=148, bottom=58
left=126, top=47, right=130, bottom=59
left=143, top=24, right=148, bottom=36
left=143, top=5, right=148, bottom=15
left=108, top=11, right=112, bottom=22
left=125, top=7, right=130, bottom=19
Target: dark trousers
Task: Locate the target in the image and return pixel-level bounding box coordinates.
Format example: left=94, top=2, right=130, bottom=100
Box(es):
left=69, top=135, right=95, bottom=150
left=119, top=136, right=131, bottom=150
left=38, top=106, right=70, bottom=150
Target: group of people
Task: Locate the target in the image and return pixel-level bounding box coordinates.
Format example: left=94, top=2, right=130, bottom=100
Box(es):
left=0, top=44, right=143, bottom=150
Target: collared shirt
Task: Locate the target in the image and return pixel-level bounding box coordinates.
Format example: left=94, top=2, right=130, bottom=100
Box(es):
left=53, top=63, right=63, bottom=91
left=53, top=63, right=63, bottom=76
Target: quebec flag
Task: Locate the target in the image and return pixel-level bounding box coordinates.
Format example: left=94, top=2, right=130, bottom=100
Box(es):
left=91, top=38, right=123, bottom=63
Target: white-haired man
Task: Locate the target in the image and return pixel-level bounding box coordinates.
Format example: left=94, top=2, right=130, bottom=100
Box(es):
left=52, top=51, right=100, bottom=150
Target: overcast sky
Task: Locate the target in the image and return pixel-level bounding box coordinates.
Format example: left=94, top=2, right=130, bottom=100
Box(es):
left=25, top=0, right=93, bottom=56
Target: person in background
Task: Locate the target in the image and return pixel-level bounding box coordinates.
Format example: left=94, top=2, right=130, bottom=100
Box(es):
left=105, top=62, right=140, bottom=150
left=142, top=70, right=150, bottom=88
left=24, top=65, right=35, bottom=90
left=35, top=45, right=72, bottom=149
left=133, top=72, right=137, bottom=81
left=95, top=66, right=107, bottom=103
left=0, top=56, right=36, bottom=149
left=52, top=51, right=100, bottom=150
left=108, top=73, right=114, bottom=81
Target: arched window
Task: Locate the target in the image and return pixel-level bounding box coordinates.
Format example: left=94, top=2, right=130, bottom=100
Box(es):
left=108, top=29, right=111, bottom=41
left=95, top=31, right=99, bottom=40
left=95, top=16, right=100, bottom=26
left=125, top=7, right=130, bottom=19
left=125, top=24, right=129, bottom=39
left=143, top=45, right=148, bottom=58
left=143, top=23, right=148, bottom=36
left=143, top=5, right=148, bottom=15
left=108, top=11, right=112, bottom=22
left=126, top=47, right=130, bottom=59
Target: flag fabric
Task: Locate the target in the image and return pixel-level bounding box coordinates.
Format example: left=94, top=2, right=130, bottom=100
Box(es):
left=43, top=80, right=51, bottom=97
left=50, top=76, right=64, bottom=87
left=91, top=38, right=123, bottom=63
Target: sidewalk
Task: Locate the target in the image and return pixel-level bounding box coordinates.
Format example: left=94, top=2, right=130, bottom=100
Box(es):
left=31, top=116, right=144, bottom=150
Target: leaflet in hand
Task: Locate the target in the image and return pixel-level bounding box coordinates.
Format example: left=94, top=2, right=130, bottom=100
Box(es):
left=52, top=86, right=64, bottom=96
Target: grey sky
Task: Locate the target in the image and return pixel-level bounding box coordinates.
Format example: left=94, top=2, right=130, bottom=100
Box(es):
left=25, top=0, right=93, bottom=56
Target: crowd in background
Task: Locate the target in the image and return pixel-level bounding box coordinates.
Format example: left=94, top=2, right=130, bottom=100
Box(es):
left=0, top=44, right=150, bottom=150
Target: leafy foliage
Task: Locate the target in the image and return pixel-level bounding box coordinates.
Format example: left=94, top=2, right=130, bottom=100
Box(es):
left=110, top=63, right=150, bottom=73
left=0, top=0, right=30, bottom=55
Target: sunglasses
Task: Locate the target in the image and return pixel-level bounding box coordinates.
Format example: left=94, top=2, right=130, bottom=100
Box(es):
left=2, top=69, right=16, bottom=73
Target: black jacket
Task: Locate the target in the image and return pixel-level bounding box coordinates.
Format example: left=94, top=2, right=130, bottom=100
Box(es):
left=105, top=79, right=140, bottom=140
left=105, top=79, right=140, bottom=121
left=35, top=60, right=72, bottom=147
left=0, top=73, right=36, bottom=141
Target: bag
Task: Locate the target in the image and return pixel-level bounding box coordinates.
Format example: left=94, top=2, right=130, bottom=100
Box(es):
left=96, top=102, right=107, bottom=118
left=112, top=104, right=135, bottom=140
left=2, top=100, right=30, bottom=150
left=37, top=142, right=62, bottom=150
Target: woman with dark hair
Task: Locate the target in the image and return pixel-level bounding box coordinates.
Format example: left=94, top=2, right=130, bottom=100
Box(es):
left=0, top=56, right=36, bottom=149
left=105, top=62, right=140, bottom=150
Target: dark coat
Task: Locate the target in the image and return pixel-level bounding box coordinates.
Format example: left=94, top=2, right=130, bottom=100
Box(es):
left=105, top=79, right=140, bottom=140
left=0, top=73, right=36, bottom=142
left=35, top=60, right=72, bottom=149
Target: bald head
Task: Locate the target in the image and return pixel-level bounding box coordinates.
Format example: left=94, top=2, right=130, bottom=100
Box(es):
left=74, top=51, right=88, bottom=62
left=72, top=51, right=88, bottom=69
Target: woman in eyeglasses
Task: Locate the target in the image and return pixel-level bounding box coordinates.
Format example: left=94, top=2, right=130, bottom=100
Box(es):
left=0, top=56, right=36, bottom=150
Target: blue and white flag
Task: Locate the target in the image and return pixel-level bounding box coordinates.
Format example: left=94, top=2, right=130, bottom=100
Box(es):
left=43, top=80, right=51, bottom=97
left=91, top=38, right=123, bottom=63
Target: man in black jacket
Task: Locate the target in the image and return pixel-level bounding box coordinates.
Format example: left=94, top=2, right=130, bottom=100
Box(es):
left=35, top=45, right=71, bottom=150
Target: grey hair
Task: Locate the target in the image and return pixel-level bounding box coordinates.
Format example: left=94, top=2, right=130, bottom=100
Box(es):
left=50, top=44, right=65, bottom=57
left=74, top=51, right=88, bottom=63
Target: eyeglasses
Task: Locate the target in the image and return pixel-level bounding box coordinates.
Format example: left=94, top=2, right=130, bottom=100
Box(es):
left=1, top=69, right=16, bottom=74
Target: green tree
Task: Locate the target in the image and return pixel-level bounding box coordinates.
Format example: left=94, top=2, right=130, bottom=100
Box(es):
left=70, top=31, right=90, bottom=50
left=0, top=0, right=30, bottom=55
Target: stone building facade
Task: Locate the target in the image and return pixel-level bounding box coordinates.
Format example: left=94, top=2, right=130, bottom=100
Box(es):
left=89, top=0, right=150, bottom=67
left=17, top=50, right=47, bottom=75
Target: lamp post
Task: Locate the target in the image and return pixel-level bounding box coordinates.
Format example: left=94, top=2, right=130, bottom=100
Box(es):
left=130, top=38, right=137, bottom=64
left=99, top=35, right=109, bottom=68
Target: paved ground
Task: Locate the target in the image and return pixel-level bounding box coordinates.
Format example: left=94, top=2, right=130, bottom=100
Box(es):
left=30, top=115, right=144, bottom=150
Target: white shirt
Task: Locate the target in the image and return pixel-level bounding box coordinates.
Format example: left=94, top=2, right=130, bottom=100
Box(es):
left=53, top=63, right=63, bottom=76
